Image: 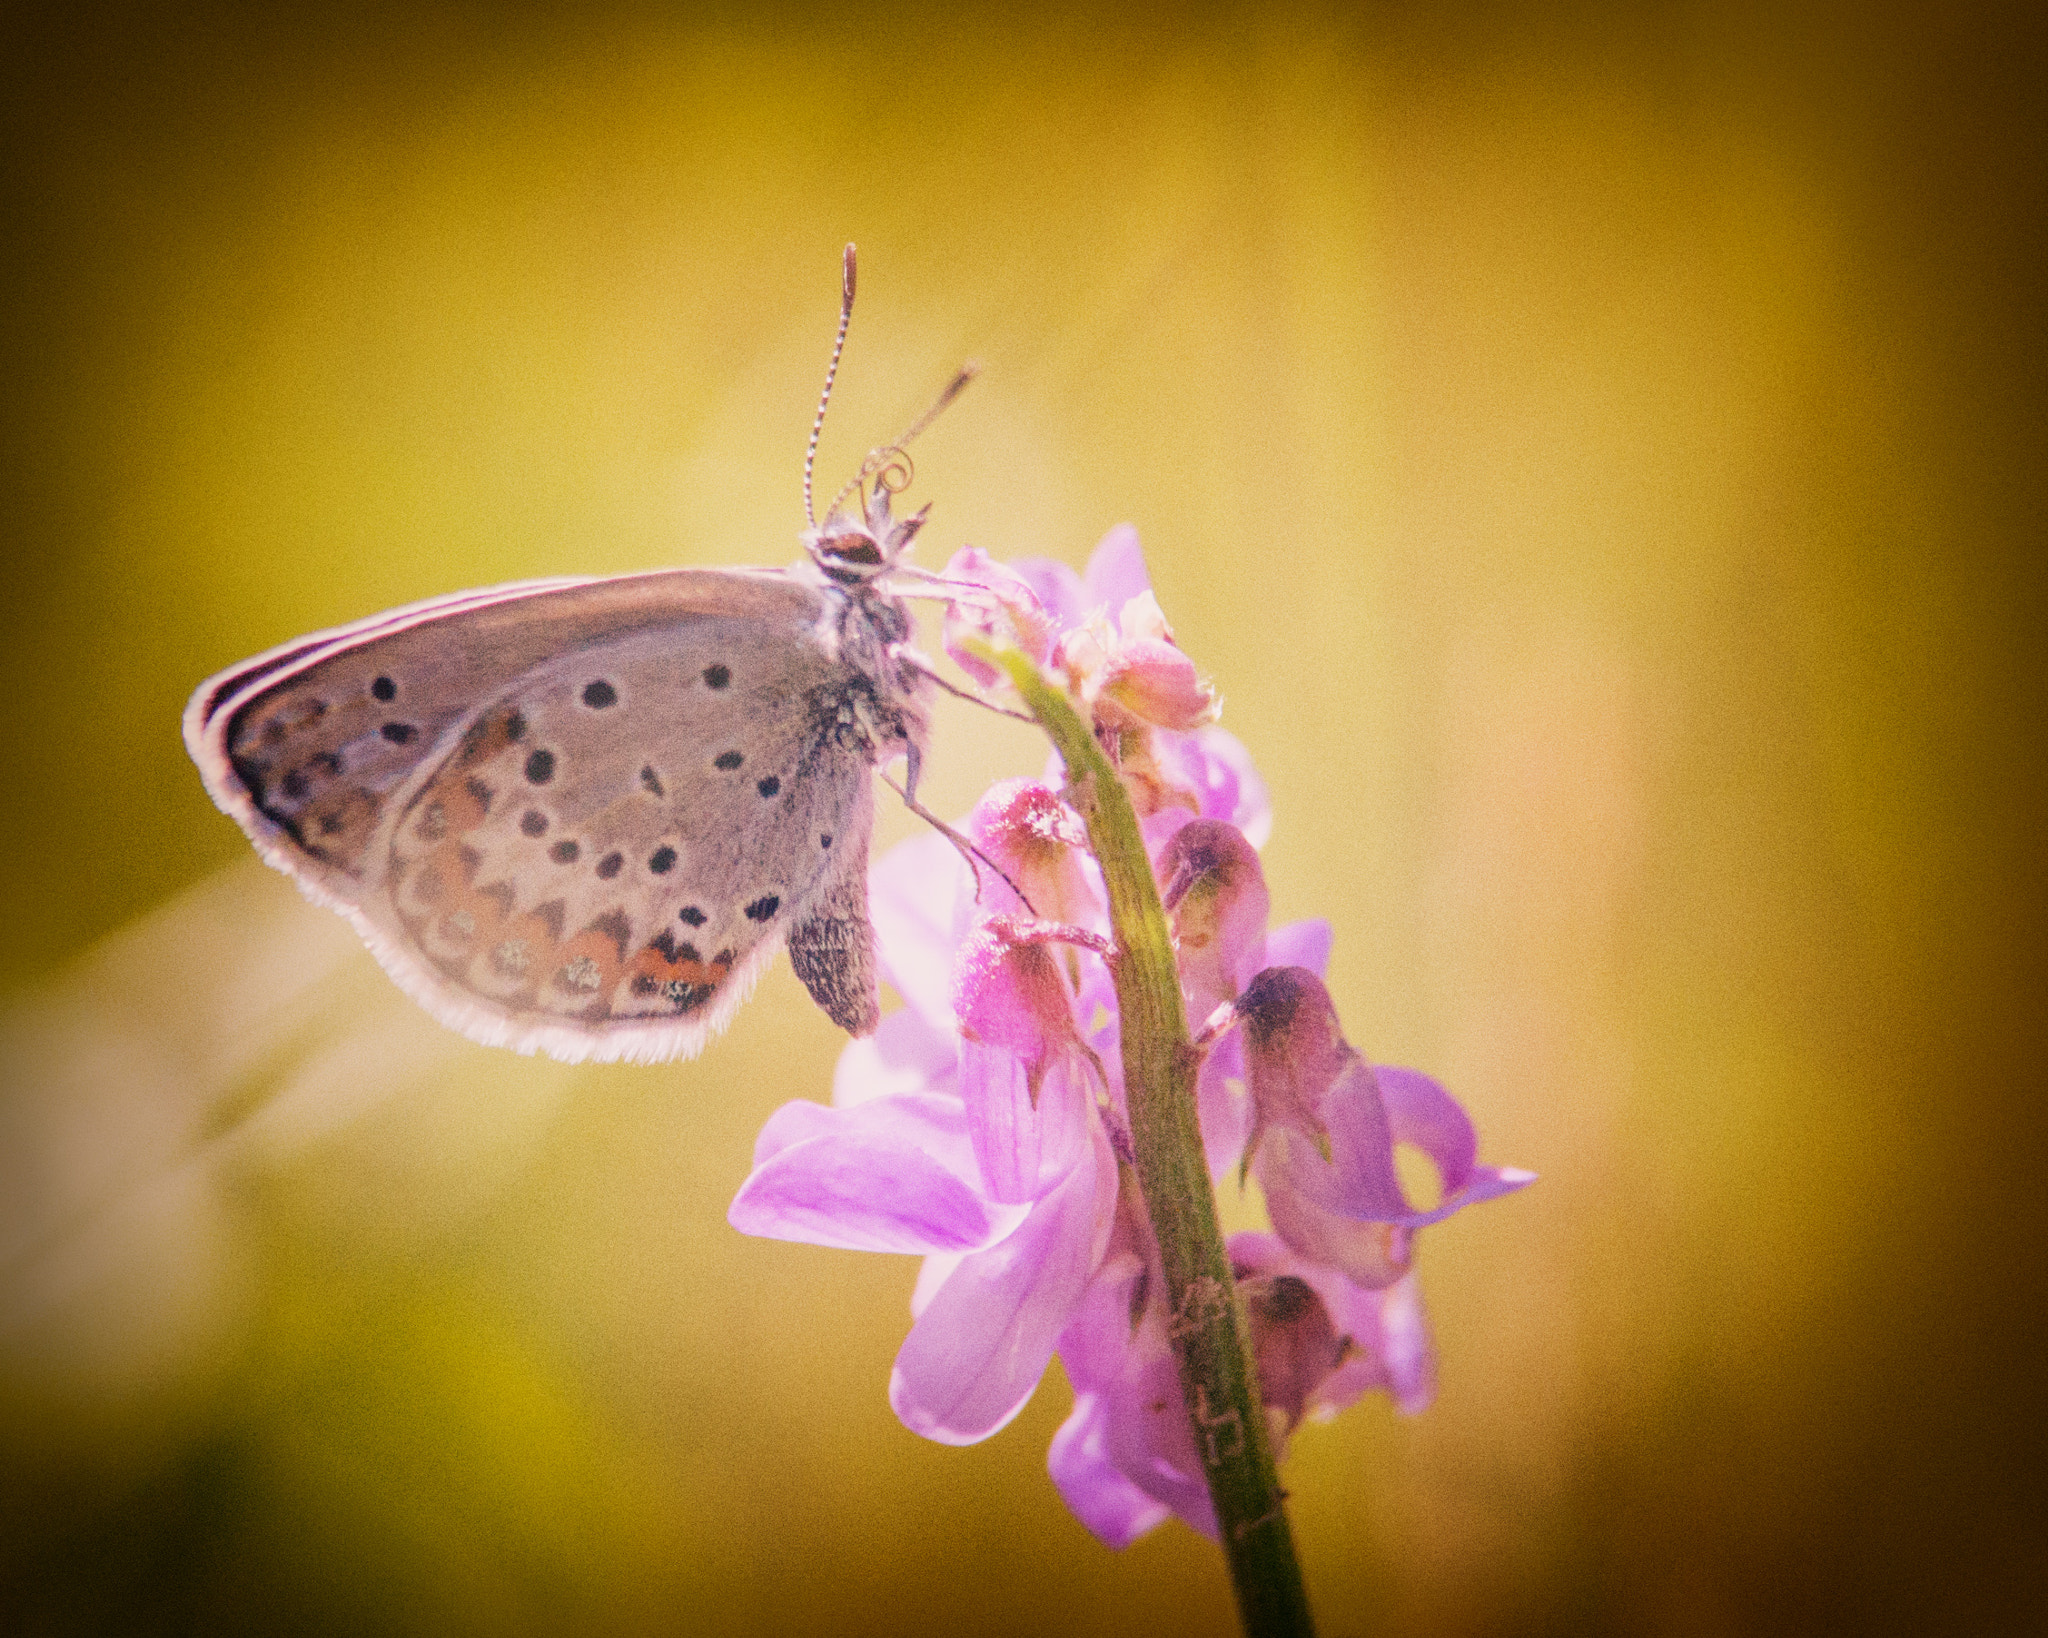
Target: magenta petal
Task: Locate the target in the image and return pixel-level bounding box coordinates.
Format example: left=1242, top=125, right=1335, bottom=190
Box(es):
left=1376, top=1065, right=1538, bottom=1227
left=1083, top=523, right=1152, bottom=611
left=890, top=1123, right=1116, bottom=1444
left=1266, top=919, right=1333, bottom=978
left=730, top=1094, right=1020, bottom=1254
left=1049, top=1394, right=1173, bottom=1548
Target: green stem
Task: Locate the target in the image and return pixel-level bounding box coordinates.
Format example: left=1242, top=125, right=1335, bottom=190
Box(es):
left=995, top=652, right=1316, bottom=1638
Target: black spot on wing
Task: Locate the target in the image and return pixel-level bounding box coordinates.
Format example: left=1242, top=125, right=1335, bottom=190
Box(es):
left=381, top=721, right=418, bottom=745
left=372, top=675, right=397, bottom=701
left=678, top=906, right=706, bottom=927
left=744, top=895, right=780, bottom=923
left=703, top=664, right=730, bottom=689
left=596, top=851, right=623, bottom=880
left=550, top=839, right=580, bottom=864
left=648, top=846, right=676, bottom=874
left=758, top=776, right=780, bottom=798
left=525, top=749, right=555, bottom=784
left=640, top=765, right=665, bottom=798
left=581, top=680, right=616, bottom=709
left=715, top=751, right=743, bottom=771
left=521, top=809, right=548, bottom=837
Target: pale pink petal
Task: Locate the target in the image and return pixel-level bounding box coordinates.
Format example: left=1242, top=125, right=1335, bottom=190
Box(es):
left=869, top=831, right=974, bottom=1031
left=1082, top=523, right=1152, bottom=612
left=1098, top=1319, right=1216, bottom=1540
left=911, top=1250, right=964, bottom=1319
left=1006, top=556, right=1087, bottom=630
left=939, top=546, right=1058, bottom=683
left=730, top=1094, right=1024, bottom=1255
left=833, top=1005, right=956, bottom=1107
left=958, top=1039, right=1091, bottom=1205
left=1196, top=1029, right=1252, bottom=1181
left=1056, top=1255, right=1217, bottom=1540
left=1156, top=728, right=1272, bottom=847
left=1096, top=638, right=1217, bottom=732
left=889, top=1122, right=1117, bottom=1444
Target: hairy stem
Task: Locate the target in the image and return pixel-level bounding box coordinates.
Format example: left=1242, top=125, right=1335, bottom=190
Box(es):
left=995, top=652, right=1315, bottom=1638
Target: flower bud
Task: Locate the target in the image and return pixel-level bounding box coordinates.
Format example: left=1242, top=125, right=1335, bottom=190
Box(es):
left=941, top=546, right=1059, bottom=686
left=1158, top=819, right=1269, bottom=1016
left=968, top=780, right=1098, bottom=928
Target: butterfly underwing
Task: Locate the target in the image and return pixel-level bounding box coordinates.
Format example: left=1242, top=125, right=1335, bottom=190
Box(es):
left=184, top=248, right=953, bottom=1064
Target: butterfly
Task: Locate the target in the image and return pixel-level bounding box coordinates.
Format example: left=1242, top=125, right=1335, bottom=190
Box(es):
left=184, top=247, right=971, bottom=1064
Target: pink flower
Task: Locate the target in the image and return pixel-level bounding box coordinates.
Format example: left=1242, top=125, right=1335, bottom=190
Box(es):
left=729, top=895, right=1121, bottom=1444
left=728, top=528, right=1532, bottom=1553
left=1235, top=967, right=1535, bottom=1286
left=945, top=524, right=1218, bottom=738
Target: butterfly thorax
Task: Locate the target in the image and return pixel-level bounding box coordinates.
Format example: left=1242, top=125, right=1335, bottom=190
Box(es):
left=797, top=483, right=930, bottom=763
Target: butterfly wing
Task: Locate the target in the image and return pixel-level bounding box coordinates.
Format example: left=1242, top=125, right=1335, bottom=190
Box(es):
left=186, top=568, right=892, bottom=1062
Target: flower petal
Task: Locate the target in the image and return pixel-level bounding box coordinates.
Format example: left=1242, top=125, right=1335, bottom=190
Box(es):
left=1376, top=1064, right=1538, bottom=1223
left=1230, top=1231, right=1437, bottom=1417
left=1196, top=1029, right=1252, bottom=1181
left=1006, top=555, right=1087, bottom=631
left=869, top=831, right=974, bottom=1031
left=1159, top=819, right=1270, bottom=1015
left=1082, top=523, right=1152, bottom=612
left=1048, top=1393, right=1173, bottom=1548
left=1156, top=728, right=1272, bottom=847
left=730, top=1094, right=1021, bottom=1255
left=1265, top=918, right=1332, bottom=978
left=833, top=1005, right=957, bottom=1107
left=890, top=1121, right=1116, bottom=1444
left=959, top=1038, right=1091, bottom=1204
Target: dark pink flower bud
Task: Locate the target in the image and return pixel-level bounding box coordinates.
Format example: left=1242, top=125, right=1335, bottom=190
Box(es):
left=1158, top=819, right=1269, bottom=1016
left=968, top=779, right=1099, bottom=928
left=1095, top=635, right=1218, bottom=733
left=1233, top=966, right=1355, bottom=1155
left=1238, top=1269, right=1348, bottom=1448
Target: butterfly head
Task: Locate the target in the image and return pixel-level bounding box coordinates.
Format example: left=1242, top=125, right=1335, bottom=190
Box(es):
left=803, top=476, right=929, bottom=587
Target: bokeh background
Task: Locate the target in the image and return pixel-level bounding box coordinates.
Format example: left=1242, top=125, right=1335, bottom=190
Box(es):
left=3, top=2, right=2042, bottom=1633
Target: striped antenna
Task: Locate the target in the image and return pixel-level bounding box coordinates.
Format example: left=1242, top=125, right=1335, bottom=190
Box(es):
left=804, top=244, right=858, bottom=527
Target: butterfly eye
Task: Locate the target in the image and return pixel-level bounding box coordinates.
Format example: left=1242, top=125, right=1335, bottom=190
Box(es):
left=820, top=533, right=883, bottom=565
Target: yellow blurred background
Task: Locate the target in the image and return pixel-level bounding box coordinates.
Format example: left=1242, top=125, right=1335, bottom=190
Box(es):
left=3, top=2, right=2042, bottom=1632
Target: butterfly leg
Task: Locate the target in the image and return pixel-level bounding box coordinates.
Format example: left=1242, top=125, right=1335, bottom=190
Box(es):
left=884, top=745, right=1039, bottom=916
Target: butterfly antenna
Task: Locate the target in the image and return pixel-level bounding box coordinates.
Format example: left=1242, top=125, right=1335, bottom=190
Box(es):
left=805, top=243, right=858, bottom=528
left=827, top=361, right=979, bottom=516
